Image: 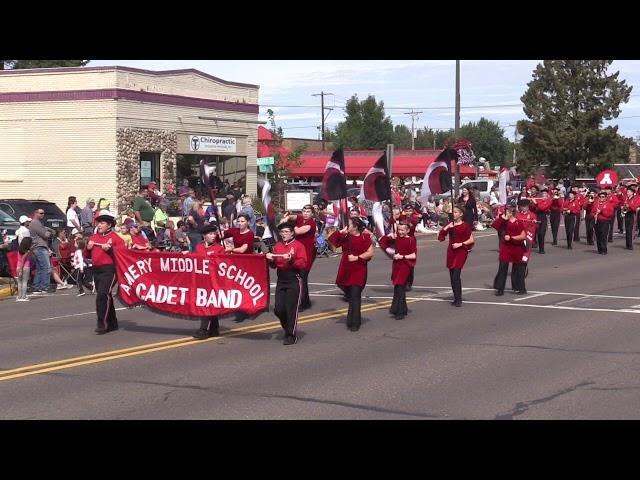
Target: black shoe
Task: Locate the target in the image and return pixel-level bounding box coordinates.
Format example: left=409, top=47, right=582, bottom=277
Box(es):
left=394, top=314, right=406, bottom=320
left=538, top=250, right=545, bottom=254
left=603, top=251, right=608, bottom=255
left=341, top=296, right=351, bottom=303
left=567, top=245, right=572, bottom=249
left=95, top=327, right=108, bottom=335
left=495, top=290, right=504, bottom=296
left=406, top=286, right=412, bottom=292
left=106, top=325, right=119, bottom=332
left=193, top=328, right=209, bottom=340
left=283, top=335, right=297, bottom=345
left=625, top=247, right=633, bottom=250
left=348, top=325, right=360, bottom=332
left=515, top=290, right=528, bottom=295
left=208, top=328, right=220, bottom=337
left=454, top=300, right=462, bottom=307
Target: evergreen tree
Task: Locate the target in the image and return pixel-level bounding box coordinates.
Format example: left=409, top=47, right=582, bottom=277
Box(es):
left=517, top=60, right=632, bottom=179
left=333, top=94, right=394, bottom=149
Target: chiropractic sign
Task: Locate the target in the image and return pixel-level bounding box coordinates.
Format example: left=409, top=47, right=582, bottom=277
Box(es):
left=189, top=135, right=237, bottom=153
left=114, top=249, right=269, bottom=317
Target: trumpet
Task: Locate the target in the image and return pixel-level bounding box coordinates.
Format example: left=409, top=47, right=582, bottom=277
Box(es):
left=588, top=195, right=595, bottom=203
left=553, top=194, right=560, bottom=200
left=622, top=204, right=629, bottom=215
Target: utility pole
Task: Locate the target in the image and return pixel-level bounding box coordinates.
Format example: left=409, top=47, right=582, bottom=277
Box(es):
left=312, top=91, right=334, bottom=151
left=454, top=60, right=461, bottom=197
left=404, top=110, right=423, bottom=150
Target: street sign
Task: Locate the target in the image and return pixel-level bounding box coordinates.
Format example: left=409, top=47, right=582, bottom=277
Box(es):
left=257, top=157, right=275, bottom=166
left=258, top=165, right=273, bottom=173
left=596, top=169, right=619, bottom=188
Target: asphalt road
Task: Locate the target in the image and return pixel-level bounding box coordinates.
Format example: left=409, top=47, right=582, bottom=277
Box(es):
left=2, top=224, right=640, bottom=419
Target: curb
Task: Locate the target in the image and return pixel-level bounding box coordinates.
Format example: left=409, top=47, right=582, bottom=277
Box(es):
left=0, top=286, right=15, bottom=300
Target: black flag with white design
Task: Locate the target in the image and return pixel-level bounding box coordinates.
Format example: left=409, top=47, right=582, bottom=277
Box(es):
left=320, top=148, right=348, bottom=201
left=361, top=152, right=391, bottom=203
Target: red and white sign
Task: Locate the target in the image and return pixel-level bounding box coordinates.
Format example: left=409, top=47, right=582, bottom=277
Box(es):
left=114, top=249, right=269, bottom=317
left=596, top=169, right=619, bottom=188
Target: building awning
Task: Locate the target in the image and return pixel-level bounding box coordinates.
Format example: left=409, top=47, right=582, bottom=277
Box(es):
left=287, top=149, right=484, bottom=177
left=258, top=126, right=273, bottom=141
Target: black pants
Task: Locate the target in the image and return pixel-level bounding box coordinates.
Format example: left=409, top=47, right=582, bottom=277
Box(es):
left=608, top=219, right=614, bottom=242
left=449, top=268, right=462, bottom=303
left=574, top=214, right=581, bottom=241
left=624, top=212, right=635, bottom=249
left=585, top=215, right=595, bottom=245
left=339, top=285, right=363, bottom=329
left=494, top=262, right=526, bottom=293
left=550, top=211, right=561, bottom=244
left=407, top=268, right=414, bottom=288
left=274, top=270, right=302, bottom=337
left=299, top=269, right=311, bottom=309
left=617, top=207, right=624, bottom=233
left=94, top=265, right=118, bottom=330
left=564, top=214, right=576, bottom=249
left=199, top=316, right=219, bottom=332
left=536, top=213, right=548, bottom=252
left=77, top=269, right=86, bottom=293
left=390, top=284, right=408, bottom=316
left=595, top=220, right=610, bottom=253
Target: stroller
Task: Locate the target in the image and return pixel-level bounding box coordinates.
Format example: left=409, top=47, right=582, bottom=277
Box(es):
left=315, top=231, right=331, bottom=258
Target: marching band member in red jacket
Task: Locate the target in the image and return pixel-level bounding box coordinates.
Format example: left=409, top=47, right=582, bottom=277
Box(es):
left=531, top=188, right=552, bottom=254
left=399, top=203, right=421, bottom=290
left=379, top=222, right=417, bottom=319
left=594, top=190, right=615, bottom=254
left=87, top=214, right=126, bottom=335
left=563, top=190, right=582, bottom=250
left=437, top=205, right=475, bottom=307
left=616, top=184, right=627, bottom=235
left=549, top=187, right=564, bottom=245
left=605, top=186, right=620, bottom=243
left=282, top=205, right=317, bottom=311
left=328, top=218, right=374, bottom=332
left=583, top=190, right=597, bottom=245
left=266, top=222, right=308, bottom=345
left=222, top=214, right=255, bottom=322
left=624, top=184, right=640, bottom=250
left=572, top=186, right=587, bottom=242
left=192, top=224, right=226, bottom=340
left=492, top=206, right=527, bottom=295
left=515, top=199, right=538, bottom=264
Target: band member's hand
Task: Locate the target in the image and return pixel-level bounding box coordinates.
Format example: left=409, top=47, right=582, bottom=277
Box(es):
left=393, top=253, right=403, bottom=260
left=101, top=242, right=111, bottom=251
left=504, top=235, right=511, bottom=241
left=452, top=242, right=463, bottom=249
left=182, top=250, right=190, bottom=255
left=340, top=227, right=348, bottom=234
left=389, top=232, right=396, bottom=239
left=444, top=222, right=454, bottom=230
left=348, top=254, right=359, bottom=262
left=501, top=214, right=508, bottom=220
left=87, top=240, right=95, bottom=249
left=266, top=253, right=274, bottom=261
left=225, top=245, right=234, bottom=253
left=283, top=253, right=292, bottom=261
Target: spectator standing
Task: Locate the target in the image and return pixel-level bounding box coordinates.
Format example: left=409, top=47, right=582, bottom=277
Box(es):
left=66, top=198, right=82, bottom=233
left=81, top=198, right=96, bottom=235
left=186, top=200, right=206, bottom=251
left=132, top=188, right=155, bottom=226
left=182, top=189, right=195, bottom=218
left=221, top=193, right=237, bottom=223
left=15, top=236, right=33, bottom=302
left=28, top=207, right=53, bottom=294
left=73, top=238, right=88, bottom=296
left=239, top=196, right=257, bottom=233
left=17, top=216, right=32, bottom=246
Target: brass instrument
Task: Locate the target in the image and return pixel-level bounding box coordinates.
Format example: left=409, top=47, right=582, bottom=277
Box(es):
left=553, top=193, right=560, bottom=200
left=588, top=195, right=595, bottom=203
left=622, top=205, right=629, bottom=215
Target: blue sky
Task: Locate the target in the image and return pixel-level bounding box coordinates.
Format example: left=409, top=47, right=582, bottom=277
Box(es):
left=89, top=60, right=640, bottom=143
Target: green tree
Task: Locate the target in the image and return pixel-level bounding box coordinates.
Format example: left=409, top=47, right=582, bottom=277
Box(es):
left=414, top=127, right=455, bottom=149
left=517, top=60, right=632, bottom=180
left=264, top=109, right=305, bottom=209
left=393, top=124, right=412, bottom=149
left=3, top=60, right=89, bottom=69
left=333, top=94, right=394, bottom=149
left=459, top=117, right=511, bottom=166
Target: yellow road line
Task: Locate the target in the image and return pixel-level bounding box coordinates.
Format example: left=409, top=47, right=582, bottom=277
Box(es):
left=0, top=299, right=410, bottom=382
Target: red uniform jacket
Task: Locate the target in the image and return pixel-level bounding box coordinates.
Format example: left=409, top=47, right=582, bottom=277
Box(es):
left=628, top=194, right=640, bottom=213
left=492, top=216, right=526, bottom=264
left=437, top=222, right=473, bottom=269
left=195, top=242, right=225, bottom=256
left=606, top=193, right=620, bottom=209
left=583, top=198, right=597, bottom=217
left=550, top=197, right=564, bottom=212
left=379, top=234, right=417, bottom=285
left=532, top=197, right=552, bottom=214
left=270, top=239, right=307, bottom=271
left=223, top=228, right=254, bottom=253
left=563, top=198, right=582, bottom=215
left=88, top=230, right=126, bottom=267
left=293, top=215, right=317, bottom=271
left=329, top=231, right=372, bottom=287
left=594, top=198, right=615, bottom=222
left=515, top=211, right=538, bottom=235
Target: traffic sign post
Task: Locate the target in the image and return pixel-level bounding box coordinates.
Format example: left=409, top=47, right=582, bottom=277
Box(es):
left=257, top=157, right=275, bottom=166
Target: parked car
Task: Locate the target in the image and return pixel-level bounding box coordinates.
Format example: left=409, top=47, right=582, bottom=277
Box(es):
left=0, top=208, right=20, bottom=243
left=0, top=199, right=67, bottom=231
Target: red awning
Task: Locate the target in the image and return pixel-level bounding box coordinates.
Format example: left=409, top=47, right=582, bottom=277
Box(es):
left=288, top=150, right=447, bottom=177
left=258, top=126, right=273, bottom=141
left=258, top=142, right=290, bottom=160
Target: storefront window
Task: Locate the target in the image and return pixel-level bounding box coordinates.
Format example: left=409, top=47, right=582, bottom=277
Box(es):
left=140, top=152, right=160, bottom=188
left=176, top=154, right=246, bottom=195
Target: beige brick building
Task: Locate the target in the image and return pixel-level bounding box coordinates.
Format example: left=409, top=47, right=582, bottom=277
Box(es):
left=0, top=66, right=260, bottom=213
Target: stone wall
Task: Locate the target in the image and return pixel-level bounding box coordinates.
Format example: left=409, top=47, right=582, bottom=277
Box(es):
left=116, top=128, right=177, bottom=213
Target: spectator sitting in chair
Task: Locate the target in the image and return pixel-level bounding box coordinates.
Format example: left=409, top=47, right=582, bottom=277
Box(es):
left=129, top=223, right=152, bottom=250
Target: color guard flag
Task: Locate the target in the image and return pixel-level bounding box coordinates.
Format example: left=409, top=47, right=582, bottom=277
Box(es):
left=419, top=147, right=457, bottom=203
left=320, top=148, right=348, bottom=201
left=499, top=166, right=509, bottom=204
left=361, top=152, right=391, bottom=203
left=258, top=177, right=281, bottom=242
